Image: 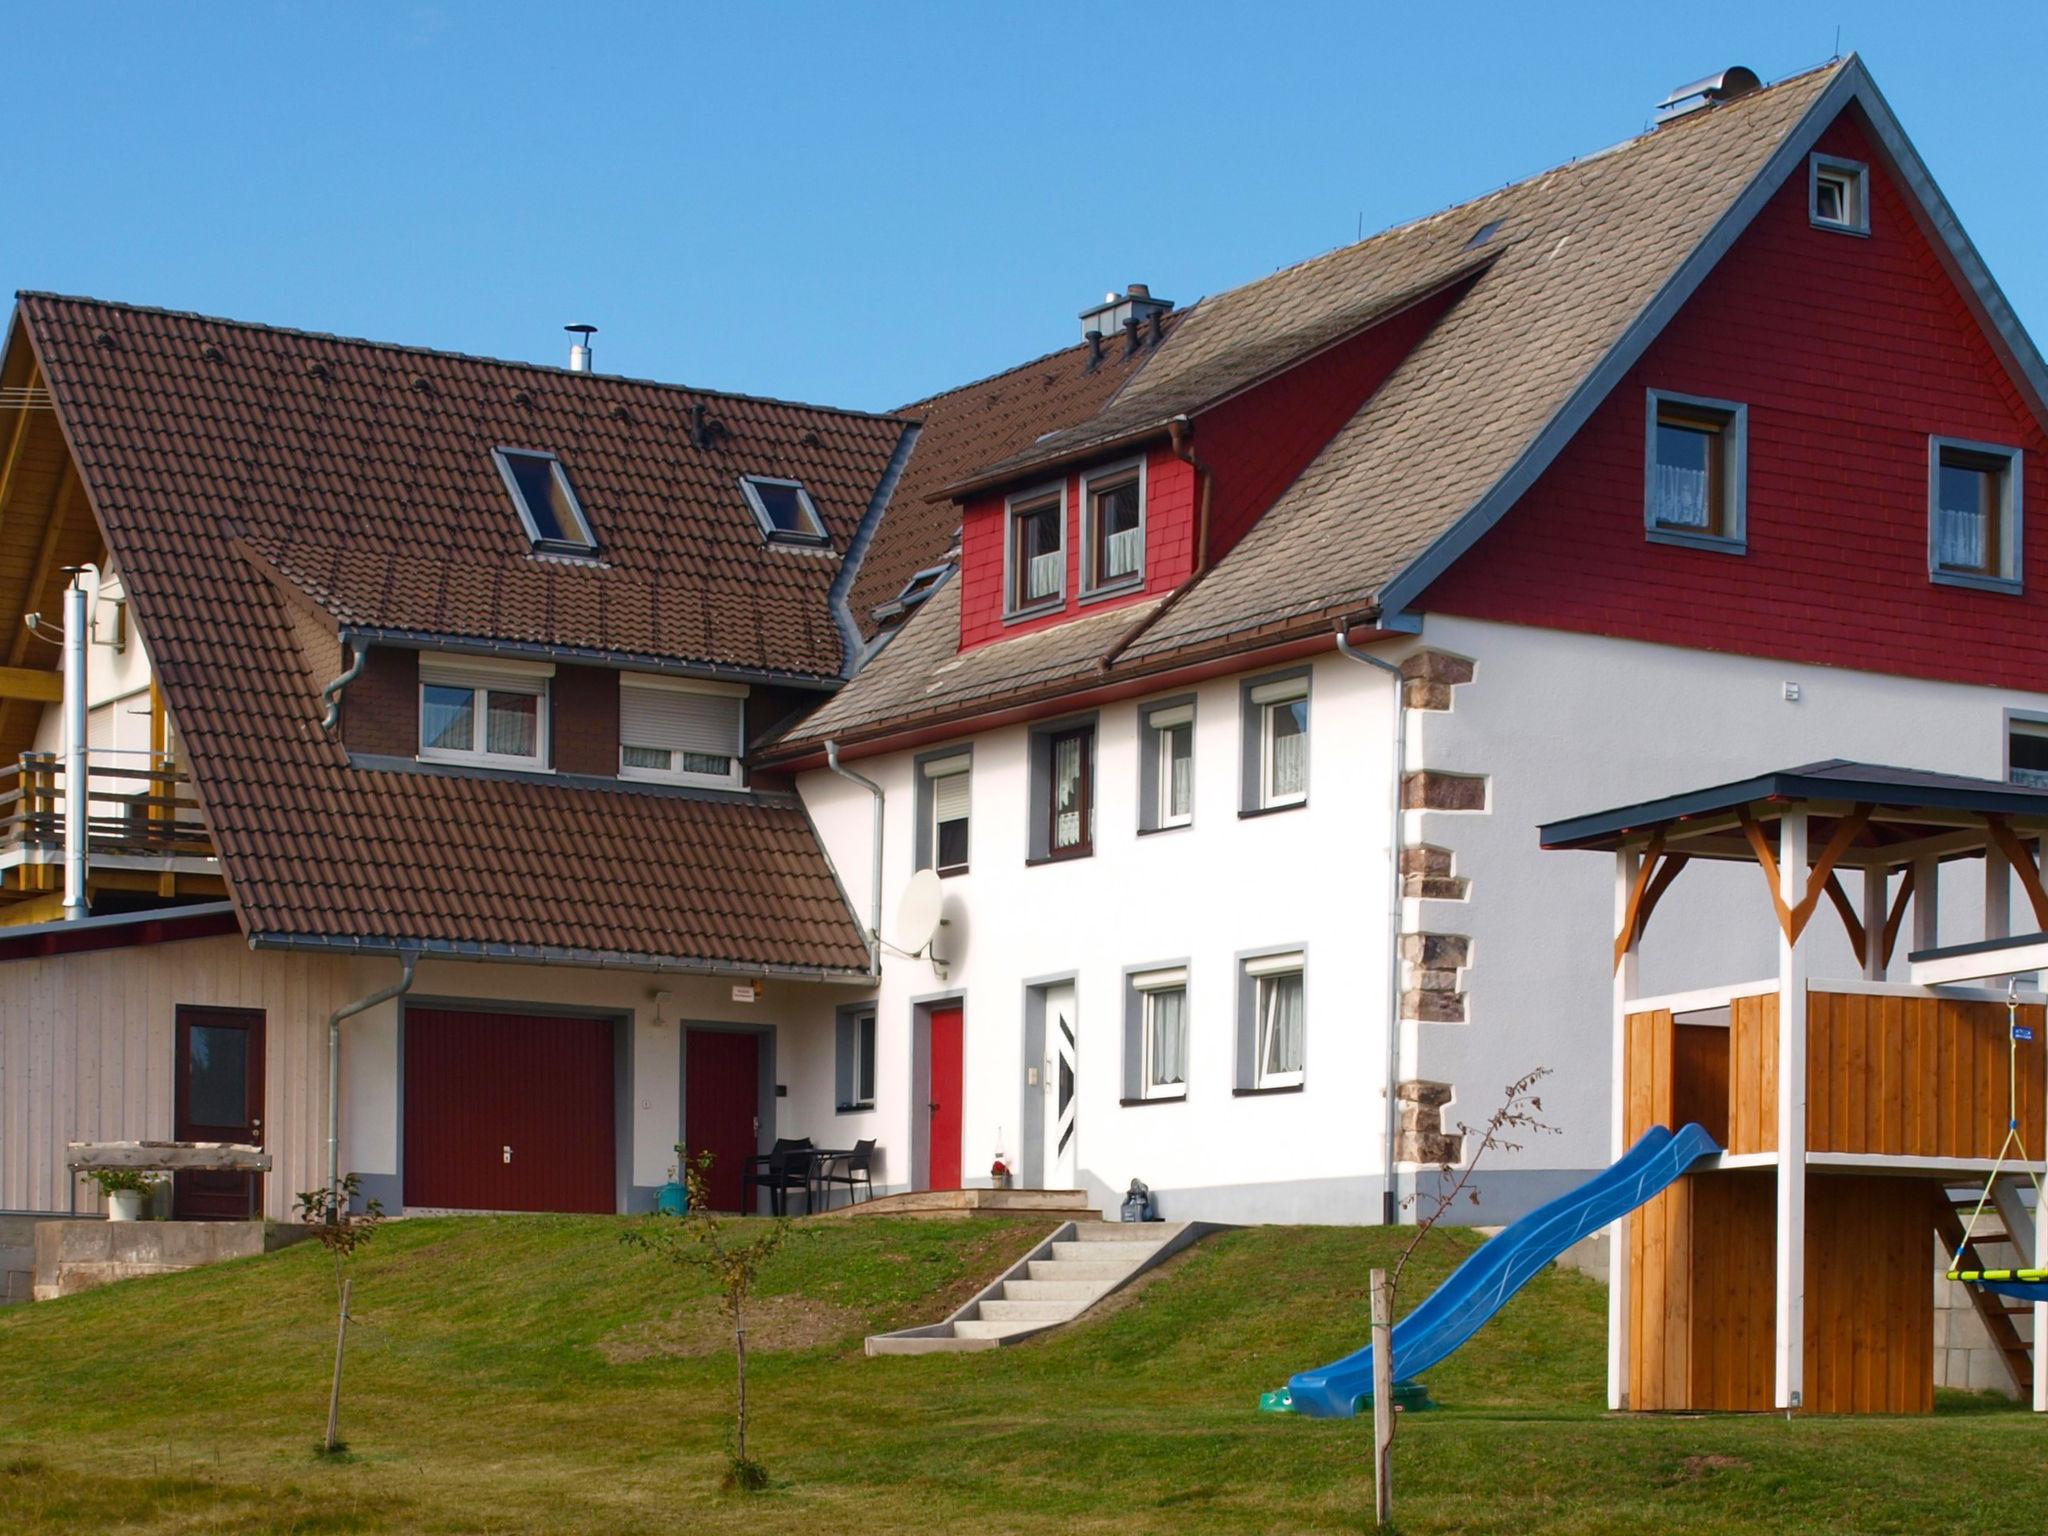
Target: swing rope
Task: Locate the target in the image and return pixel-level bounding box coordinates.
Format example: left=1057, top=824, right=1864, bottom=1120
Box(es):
left=1945, top=985, right=2047, bottom=1287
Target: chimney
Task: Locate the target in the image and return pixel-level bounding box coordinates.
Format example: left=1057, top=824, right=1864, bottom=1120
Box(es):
left=1078, top=283, right=1173, bottom=345
left=1653, top=66, right=1761, bottom=125
left=564, top=323, right=597, bottom=372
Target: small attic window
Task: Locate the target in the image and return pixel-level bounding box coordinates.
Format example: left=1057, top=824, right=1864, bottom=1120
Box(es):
left=1464, top=219, right=1503, bottom=250
left=741, top=476, right=827, bottom=544
left=1809, top=154, right=1869, bottom=236
left=493, top=448, right=597, bottom=556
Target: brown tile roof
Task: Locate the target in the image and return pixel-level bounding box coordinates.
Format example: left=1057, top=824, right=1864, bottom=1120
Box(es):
left=845, top=322, right=1178, bottom=636
left=21, top=294, right=874, bottom=973
left=776, top=62, right=1847, bottom=755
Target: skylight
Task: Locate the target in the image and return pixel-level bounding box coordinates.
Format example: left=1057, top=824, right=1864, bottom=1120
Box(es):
left=741, top=475, right=827, bottom=544
left=493, top=448, right=597, bottom=555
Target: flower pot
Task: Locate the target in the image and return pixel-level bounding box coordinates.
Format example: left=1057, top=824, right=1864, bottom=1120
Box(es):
left=990, top=1172, right=1012, bottom=1190
left=107, top=1189, right=146, bottom=1222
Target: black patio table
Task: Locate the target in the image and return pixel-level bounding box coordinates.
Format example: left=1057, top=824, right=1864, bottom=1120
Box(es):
left=741, top=1146, right=856, bottom=1215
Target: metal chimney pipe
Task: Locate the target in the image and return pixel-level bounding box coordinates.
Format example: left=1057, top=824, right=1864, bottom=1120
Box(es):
left=565, top=323, right=597, bottom=373
left=61, top=567, right=92, bottom=920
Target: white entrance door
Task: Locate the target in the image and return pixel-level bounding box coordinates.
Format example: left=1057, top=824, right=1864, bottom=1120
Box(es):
left=1043, top=983, right=1078, bottom=1188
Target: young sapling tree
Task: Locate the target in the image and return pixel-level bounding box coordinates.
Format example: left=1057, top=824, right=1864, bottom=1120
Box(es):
left=294, top=1172, right=385, bottom=1456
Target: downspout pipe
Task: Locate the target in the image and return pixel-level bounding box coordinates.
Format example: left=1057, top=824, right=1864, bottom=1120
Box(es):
left=327, top=952, right=417, bottom=1209
left=824, top=740, right=883, bottom=977
left=1334, top=625, right=1408, bottom=1226
left=319, top=640, right=368, bottom=732
left=61, top=567, right=93, bottom=921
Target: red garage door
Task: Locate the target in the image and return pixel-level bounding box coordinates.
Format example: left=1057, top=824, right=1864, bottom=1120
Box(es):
left=404, top=1007, right=616, bottom=1213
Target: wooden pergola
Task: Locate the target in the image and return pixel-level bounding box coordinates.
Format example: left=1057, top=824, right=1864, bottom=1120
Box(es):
left=1542, top=761, right=2048, bottom=1415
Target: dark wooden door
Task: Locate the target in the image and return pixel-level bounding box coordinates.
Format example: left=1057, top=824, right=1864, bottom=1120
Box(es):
left=173, top=1006, right=265, bottom=1219
left=684, top=1030, right=760, bottom=1211
left=928, top=1006, right=963, bottom=1191
left=403, top=1008, right=615, bottom=1213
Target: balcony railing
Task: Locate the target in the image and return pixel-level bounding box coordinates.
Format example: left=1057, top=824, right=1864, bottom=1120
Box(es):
left=0, top=751, right=213, bottom=861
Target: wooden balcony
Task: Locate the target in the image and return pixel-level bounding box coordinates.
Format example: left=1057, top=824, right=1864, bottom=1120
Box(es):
left=0, top=751, right=223, bottom=916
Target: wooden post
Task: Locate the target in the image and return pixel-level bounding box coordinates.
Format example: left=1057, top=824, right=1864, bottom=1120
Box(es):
left=1912, top=854, right=1940, bottom=955
left=1608, top=845, right=1640, bottom=1411
left=1986, top=840, right=2012, bottom=943
left=1861, top=867, right=1887, bottom=980
left=1774, top=806, right=1808, bottom=1412
left=325, top=1275, right=351, bottom=1453
left=1371, top=1267, right=1393, bottom=1527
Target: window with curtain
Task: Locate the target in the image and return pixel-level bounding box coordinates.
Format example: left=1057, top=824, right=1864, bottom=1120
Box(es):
left=417, top=657, right=550, bottom=768
left=1644, top=391, right=1746, bottom=551
left=1247, top=952, right=1305, bottom=1089
left=1142, top=700, right=1195, bottom=831
left=1136, top=970, right=1188, bottom=1099
left=1247, top=675, right=1309, bottom=810
left=1084, top=463, right=1144, bottom=593
left=1930, top=438, right=2021, bottom=589
left=618, top=676, right=746, bottom=788
left=1048, top=725, right=1092, bottom=857
left=1008, top=487, right=1065, bottom=613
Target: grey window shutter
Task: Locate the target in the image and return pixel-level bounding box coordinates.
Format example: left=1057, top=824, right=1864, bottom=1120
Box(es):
left=834, top=1013, right=855, bottom=1108
left=621, top=685, right=741, bottom=756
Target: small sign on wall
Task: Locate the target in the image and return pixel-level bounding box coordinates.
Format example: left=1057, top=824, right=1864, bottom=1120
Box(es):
left=731, top=983, right=757, bottom=1004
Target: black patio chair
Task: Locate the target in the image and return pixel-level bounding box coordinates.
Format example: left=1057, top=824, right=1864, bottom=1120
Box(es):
left=741, top=1137, right=815, bottom=1216
left=818, top=1140, right=877, bottom=1209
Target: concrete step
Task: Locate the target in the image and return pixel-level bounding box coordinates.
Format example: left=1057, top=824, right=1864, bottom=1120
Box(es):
left=1025, top=1258, right=1129, bottom=1282
left=1069, top=1221, right=1183, bottom=1242
left=1050, top=1240, right=1162, bottom=1263
left=951, top=1318, right=1048, bottom=1340
left=999, top=1277, right=1114, bottom=1303
left=977, top=1298, right=1087, bottom=1322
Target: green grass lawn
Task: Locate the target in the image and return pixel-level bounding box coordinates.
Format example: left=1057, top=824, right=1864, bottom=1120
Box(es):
left=2, top=1212, right=2042, bottom=1534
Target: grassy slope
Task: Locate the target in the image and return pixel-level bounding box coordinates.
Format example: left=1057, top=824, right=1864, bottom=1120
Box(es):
left=0, top=1215, right=2041, bottom=1534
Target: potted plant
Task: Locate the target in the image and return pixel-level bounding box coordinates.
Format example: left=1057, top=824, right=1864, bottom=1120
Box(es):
left=989, top=1157, right=1012, bottom=1190
left=81, top=1167, right=164, bottom=1222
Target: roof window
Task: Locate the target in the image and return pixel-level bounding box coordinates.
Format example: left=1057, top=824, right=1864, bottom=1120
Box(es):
left=741, top=475, right=827, bottom=544
left=492, top=448, right=597, bottom=556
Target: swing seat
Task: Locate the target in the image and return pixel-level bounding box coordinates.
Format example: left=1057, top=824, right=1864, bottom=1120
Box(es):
left=1948, top=1267, right=2048, bottom=1303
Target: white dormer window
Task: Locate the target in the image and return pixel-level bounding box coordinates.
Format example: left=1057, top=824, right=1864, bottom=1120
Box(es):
left=1809, top=154, right=1869, bottom=236
left=740, top=476, right=827, bottom=544
left=493, top=448, right=598, bottom=556
left=419, top=655, right=552, bottom=769
left=619, top=674, right=746, bottom=789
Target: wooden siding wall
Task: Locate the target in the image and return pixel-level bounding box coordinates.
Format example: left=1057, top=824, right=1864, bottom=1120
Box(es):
left=1727, top=991, right=1778, bottom=1155
left=0, top=935, right=354, bottom=1219
left=1807, top=991, right=2046, bottom=1159
left=1803, top=1175, right=1935, bottom=1414
left=1626, top=1006, right=1776, bottom=1410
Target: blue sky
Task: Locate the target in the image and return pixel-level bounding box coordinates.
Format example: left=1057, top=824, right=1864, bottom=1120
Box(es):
left=5, top=2, right=2043, bottom=411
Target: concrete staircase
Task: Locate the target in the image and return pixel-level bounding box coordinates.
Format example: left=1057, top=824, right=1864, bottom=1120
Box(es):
left=866, top=1219, right=1210, bottom=1353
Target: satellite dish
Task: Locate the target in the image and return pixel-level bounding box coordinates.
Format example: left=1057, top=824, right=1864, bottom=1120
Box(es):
left=894, top=869, right=945, bottom=954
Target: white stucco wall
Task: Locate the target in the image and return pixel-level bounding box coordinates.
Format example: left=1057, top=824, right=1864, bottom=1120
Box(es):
left=1407, top=613, right=2039, bottom=1209
left=799, top=648, right=1400, bottom=1224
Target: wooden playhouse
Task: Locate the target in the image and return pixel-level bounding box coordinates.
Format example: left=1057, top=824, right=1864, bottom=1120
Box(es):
left=1541, top=762, right=2047, bottom=1414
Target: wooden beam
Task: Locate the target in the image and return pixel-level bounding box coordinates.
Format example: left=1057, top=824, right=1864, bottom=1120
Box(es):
left=1984, top=815, right=2048, bottom=932
left=1881, top=866, right=1916, bottom=969
left=0, top=665, right=61, bottom=702
left=0, top=467, right=79, bottom=742
left=1789, top=804, right=1874, bottom=941
left=1736, top=806, right=1794, bottom=937
left=0, top=362, right=44, bottom=521
left=1823, top=873, right=1865, bottom=958
left=1612, top=828, right=1667, bottom=970
left=67, top=1140, right=271, bottom=1173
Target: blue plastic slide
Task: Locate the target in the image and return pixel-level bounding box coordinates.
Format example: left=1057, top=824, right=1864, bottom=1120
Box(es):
left=1264, top=1122, right=1722, bottom=1418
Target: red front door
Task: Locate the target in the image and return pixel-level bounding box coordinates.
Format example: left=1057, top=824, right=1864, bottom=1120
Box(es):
left=403, top=1008, right=616, bottom=1213
left=685, top=1029, right=760, bottom=1211
left=173, top=1006, right=265, bottom=1219
left=928, top=1006, right=963, bottom=1192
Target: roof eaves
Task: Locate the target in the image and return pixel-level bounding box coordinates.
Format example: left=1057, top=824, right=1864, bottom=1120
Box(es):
left=246, top=929, right=874, bottom=983
left=1373, top=58, right=1865, bottom=619
left=335, top=626, right=846, bottom=692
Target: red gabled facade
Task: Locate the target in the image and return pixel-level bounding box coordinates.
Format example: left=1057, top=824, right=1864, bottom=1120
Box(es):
left=1420, top=112, right=2048, bottom=690
left=953, top=284, right=1464, bottom=653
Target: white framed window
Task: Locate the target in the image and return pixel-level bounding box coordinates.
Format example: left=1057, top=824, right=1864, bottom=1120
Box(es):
left=1929, top=437, right=2023, bottom=593
left=418, top=655, right=551, bottom=769
left=1644, top=390, right=1747, bottom=552
left=1245, top=951, right=1305, bottom=1090
left=740, top=475, right=827, bottom=544
left=1081, top=458, right=1145, bottom=596
left=492, top=448, right=598, bottom=556
left=1244, top=673, right=1309, bottom=812
left=1132, top=966, right=1188, bottom=1100
left=1140, top=700, right=1195, bottom=831
left=618, top=674, right=746, bottom=789
left=836, top=1005, right=878, bottom=1112
left=2010, top=715, right=2048, bottom=790
left=1809, top=153, right=1869, bottom=236
left=1005, top=482, right=1066, bottom=616
left=921, top=752, right=971, bottom=874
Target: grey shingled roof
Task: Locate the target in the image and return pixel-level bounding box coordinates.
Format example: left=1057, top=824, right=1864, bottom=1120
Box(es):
left=774, top=61, right=1847, bottom=755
